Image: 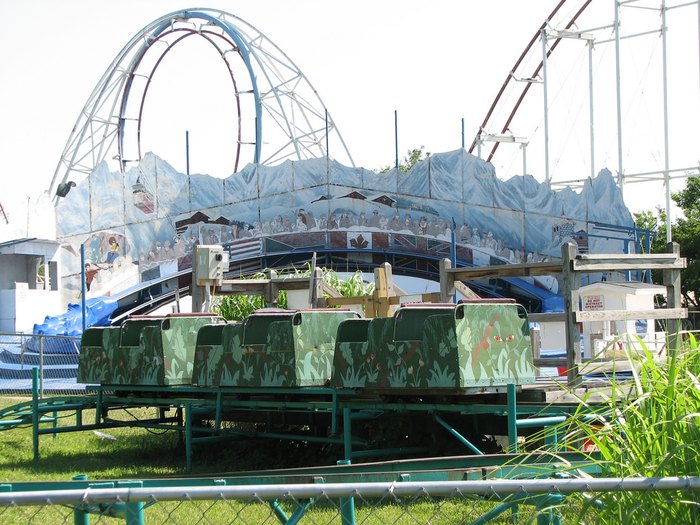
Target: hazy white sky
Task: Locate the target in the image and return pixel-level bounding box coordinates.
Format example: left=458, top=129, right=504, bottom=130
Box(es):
left=0, top=0, right=697, bottom=225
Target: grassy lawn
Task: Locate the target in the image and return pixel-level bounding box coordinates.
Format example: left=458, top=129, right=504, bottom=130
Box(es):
left=0, top=398, right=527, bottom=524
left=0, top=399, right=185, bottom=481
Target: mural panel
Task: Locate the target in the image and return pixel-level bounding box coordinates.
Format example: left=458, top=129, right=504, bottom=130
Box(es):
left=54, top=150, right=635, bottom=306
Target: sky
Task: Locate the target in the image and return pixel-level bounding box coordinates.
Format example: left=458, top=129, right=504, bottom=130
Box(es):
left=0, top=0, right=698, bottom=231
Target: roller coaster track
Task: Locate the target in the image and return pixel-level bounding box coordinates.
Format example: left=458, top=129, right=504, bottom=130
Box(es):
left=469, top=0, right=593, bottom=162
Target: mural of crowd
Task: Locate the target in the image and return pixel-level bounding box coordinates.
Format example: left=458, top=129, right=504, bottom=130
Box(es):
left=145, top=206, right=556, bottom=270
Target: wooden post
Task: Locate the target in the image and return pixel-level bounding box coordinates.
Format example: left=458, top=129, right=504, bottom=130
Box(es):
left=663, top=242, right=682, bottom=356
left=439, top=258, right=454, bottom=303
left=562, top=242, right=581, bottom=386
left=266, top=269, right=278, bottom=306
left=191, top=245, right=208, bottom=312
left=373, top=264, right=391, bottom=318
left=309, top=267, right=324, bottom=308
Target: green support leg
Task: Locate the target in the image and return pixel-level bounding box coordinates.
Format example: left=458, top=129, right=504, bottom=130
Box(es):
left=506, top=383, right=519, bottom=524
left=467, top=502, right=517, bottom=525
left=337, top=460, right=356, bottom=525
left=343, top=408, right=352, bottom=461
left=185, top=403, right=193, bottom=473
left=177, top=407, right=184, bottom=447
left=73, top=474, right=90, bottom=525
left=117, top=481, right=145, bottom=525
left=32, top=368, right=40, bottom=461
left=434, top=414, right=484, bottom=455
left=331, top=392, right=338, bottom=436
left=285, top=499, right=313, bottom=525
left=270, top=500, right=289, bottom=523
left=214, top=391, right=222, bottom=431
left=95, top=388, right=103, bottom=425
left=117, top=480, right=145, bottom=525
left=506, top=383, right=518, bottom=453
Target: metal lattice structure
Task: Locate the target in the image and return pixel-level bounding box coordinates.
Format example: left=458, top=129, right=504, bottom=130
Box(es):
left=47, top=8, right=354, bottom=201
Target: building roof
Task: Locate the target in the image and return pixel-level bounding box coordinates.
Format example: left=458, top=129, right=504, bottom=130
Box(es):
left=580, top=280, right=667, bottom=296
left=0, top=237, right=61, bottom=256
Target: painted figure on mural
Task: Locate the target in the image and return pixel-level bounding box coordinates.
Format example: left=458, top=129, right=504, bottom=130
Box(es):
left=154, top=241, right=163, bottom=260
left=162, top=240, right=173, bottom=260
left=173, top=234, right=187, bottom=258
left=471, top=227, right=481, bottom=248
left=105, top=237, right=120, bottom=265
left=418, top=215, right=428, bottom=235
left=85, top=263, right=100, bottom=291
left=205, top=228, right=219, bottom=245
left=389, top=212, right=401, bottom=231
left=327, top=213, right=338, bottom=230
left=295, top=212, right=308, bottom=231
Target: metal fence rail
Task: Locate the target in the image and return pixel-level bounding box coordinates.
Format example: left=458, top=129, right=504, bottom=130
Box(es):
left=0, top=332, right=83, bottom=395
left=0, top=477, right=698, bottom=524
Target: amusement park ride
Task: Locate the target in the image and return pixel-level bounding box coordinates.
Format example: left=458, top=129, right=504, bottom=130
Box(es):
left=0, top=4, right=696, bottom=522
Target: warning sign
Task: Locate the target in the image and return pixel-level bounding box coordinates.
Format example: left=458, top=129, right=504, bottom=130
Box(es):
left=583, top=294, right=605, bottom=311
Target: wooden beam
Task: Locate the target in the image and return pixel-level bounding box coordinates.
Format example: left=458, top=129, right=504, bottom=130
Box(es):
left=572, top=258, right=686, bottom=272
left=575, top=308, right=687, bottom=323
left=446, top=261, right=563, bottom=281
left=326, top=296, right=372, bottom=307
left=528, top=312, right=567, bottom=323
left=218, top=280, right=268, bottom=294
left=454, top=281, right=480, bottom=300
left=534, top=358, right=568, bottom=367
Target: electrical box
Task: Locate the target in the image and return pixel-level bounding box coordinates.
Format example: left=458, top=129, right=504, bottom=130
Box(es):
left=194, top=245, right=229, bottom=285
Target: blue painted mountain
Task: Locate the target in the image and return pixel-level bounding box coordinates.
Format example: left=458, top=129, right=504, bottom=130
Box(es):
left=54, top=148, right=634, bottom=301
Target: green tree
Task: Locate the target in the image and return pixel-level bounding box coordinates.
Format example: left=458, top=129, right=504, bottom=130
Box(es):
left=378, top=146, right=430, bottom=173
left=669, top=177, right=700, bottom=306
left=633, top=209, right=665, bottom=255
left=634, top=177, right=700, bottom=306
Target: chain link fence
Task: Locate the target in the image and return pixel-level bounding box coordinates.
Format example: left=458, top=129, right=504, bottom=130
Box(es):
left=0, top=477, right=698, bottom=524
left=0, top=333, right=83, bottom=395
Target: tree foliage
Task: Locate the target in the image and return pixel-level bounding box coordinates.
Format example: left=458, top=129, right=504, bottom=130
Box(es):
left=669, top=177, right=700, bottom=306
left=634, top=177, right=700, bottom=307
left=378, top=146, right=430, bottom=173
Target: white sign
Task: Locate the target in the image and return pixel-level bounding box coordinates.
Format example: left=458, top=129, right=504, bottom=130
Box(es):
left=583, top=294, right=605, bottom=311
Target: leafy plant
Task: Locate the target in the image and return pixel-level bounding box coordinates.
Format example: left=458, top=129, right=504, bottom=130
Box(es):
left=212, top=267, right=373, bottom=321
left=526, top=336, right=700, bottom=523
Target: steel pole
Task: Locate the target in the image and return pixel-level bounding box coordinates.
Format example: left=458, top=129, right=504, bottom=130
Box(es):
left=614, top=0, right=624, bottom=194
left=661, top=1, right=672, bottom=243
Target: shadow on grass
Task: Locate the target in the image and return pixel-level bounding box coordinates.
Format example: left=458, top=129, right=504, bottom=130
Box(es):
left=0, top=425, right=351, bottom=480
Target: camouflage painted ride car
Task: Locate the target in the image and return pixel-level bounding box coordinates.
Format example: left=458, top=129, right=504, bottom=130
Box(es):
left=331, top=300, right=535, bottom=389
left=193, top=309, right=360, bottom=387
left=79, top=302, right=534, bottom=391
left=78, top=313, right=225, bottom=385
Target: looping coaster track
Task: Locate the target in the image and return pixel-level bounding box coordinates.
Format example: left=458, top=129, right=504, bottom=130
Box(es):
left=48, top=8, right=354, bottom=200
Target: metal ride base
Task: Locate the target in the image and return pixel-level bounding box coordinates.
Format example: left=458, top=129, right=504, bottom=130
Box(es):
left=0, top=368, right=594, bottom=475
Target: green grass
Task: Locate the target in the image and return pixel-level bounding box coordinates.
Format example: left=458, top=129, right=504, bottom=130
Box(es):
left=0, top=404, right=183, bottom=481
left=0, top=404, right=520, bottom=524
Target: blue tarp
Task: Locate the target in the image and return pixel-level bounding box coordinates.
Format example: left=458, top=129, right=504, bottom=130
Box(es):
left=506, top=277, right=564, bottom=313
left=32, top=297, right=118, bottom=338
